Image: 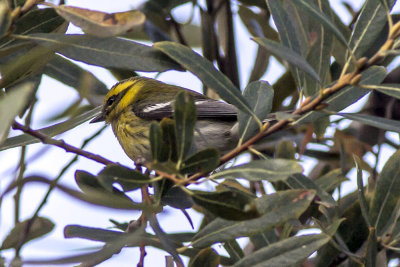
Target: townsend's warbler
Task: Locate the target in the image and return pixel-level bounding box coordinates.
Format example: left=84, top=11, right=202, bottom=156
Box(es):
left=90, top=76, right=238, bottom=162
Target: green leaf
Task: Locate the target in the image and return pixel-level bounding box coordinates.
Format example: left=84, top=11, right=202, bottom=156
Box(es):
left=44, top=55, right=108, bottom=105
left=160, top=118, right=178, bottom=162
left=369, top=149, right=400, bottom=235
left=211, top=159, right=303, bottom=182
left=315, top=168, right=348, bottom=192
left=1, top=217, right=55, bottom=250
left=180, top=148, right=220, bottom=174
left=232, top=234, right=330, bottom=267
left=191, top=190, right=315, bottom=248
left=285, top=173, right=336, bottom=207
left=0, top=8, right=65, bottom=48
left=189, top=248, right=220, bottom=267
left=295, top=66, right=387, bottom=124
left=238, top=81, right=274, bottom=141
left=291, top=0, right=348, bottom=48
left=253, top=37, right=321, bottom=83
left=266, top=0, right=306, bottom=86
left=369, top=84, right=400, bottom=99
left=154, top=41, right=257, bottom=119
left=26, top=33, right=182, bottom=72
left=150, top=122, right=163, bottom=162
left=0, top=44, right=56, bottom=88
left=339, top=113, right=400, bottom=133
left=97, top=164, right=150, bottom=192
left=174, top=91, right=196, bottom=164
left=161, top=186, right=193, bottom=209
left=349, top=0, right=396, bottom=58
left=64, top=225, right=123, bottom=242
left=0, top=106, right=101, bottom=151
left=0, top=82, right=33, bottom=144
left=192, top=190, right=260, bottom=221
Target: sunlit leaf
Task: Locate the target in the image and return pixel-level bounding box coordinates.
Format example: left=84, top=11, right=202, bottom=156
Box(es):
left=49, top=4, right=145, bottom=37
left=189, top=248, right=220, bottom=267
left=233, top=234, right=330, bottom=267
left=211, top=159, right=303, bottom=182
left=192, top=190, right=315, bottom=248
left=0, top=82, right=33, bottom=144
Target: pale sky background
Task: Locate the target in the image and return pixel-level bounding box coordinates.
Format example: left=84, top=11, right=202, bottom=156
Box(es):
left=1, top=1, right=400, bottom=266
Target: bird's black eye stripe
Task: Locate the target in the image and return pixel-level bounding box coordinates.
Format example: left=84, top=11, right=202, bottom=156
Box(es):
left=106, top=95, right=116, bottom=106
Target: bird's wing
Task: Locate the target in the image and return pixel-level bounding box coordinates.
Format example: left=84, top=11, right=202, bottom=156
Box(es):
left=133, top=98, right=237, bottom=121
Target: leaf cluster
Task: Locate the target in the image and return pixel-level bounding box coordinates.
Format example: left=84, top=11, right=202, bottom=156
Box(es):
left=1, top=0, right=400, bottom=266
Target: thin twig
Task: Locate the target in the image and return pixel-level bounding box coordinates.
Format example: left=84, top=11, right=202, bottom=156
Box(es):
left=12, top=121, right=113, bottom=165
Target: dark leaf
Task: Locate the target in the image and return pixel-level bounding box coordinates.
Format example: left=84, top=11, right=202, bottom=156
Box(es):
left=180, top=148, right=219, bottom=174
left=27, top=33, right=182, bottom=72
left=97, top=164, right=150, bottom=192
left=189, top=248, right=220, bottom=267
left=192, top=190, right=260, bottom=221
left=64, top=225, right=123, bottom=242
left=1, top=217, right=54, bottom=250
left=161, top=186, right=193, bottom=209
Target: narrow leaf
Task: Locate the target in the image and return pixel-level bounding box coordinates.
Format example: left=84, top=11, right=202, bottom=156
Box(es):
left=0, top=106, right=102, bottom=151
left=180, top=148, right=219, bottom=174
left=97, top=164, right=150, bottom=192
left=295, top=66, right=386, bottom=124
left=174, top=91, right=196, bottom=164
left=191, top=190, right=315, bottom=248
left=291, top=0, right=348, bottom=47
left=339, top=113, right=400, bottom=133
left=49, top=4, right=145, bottom=37
left=211, top=159, right=303, bottom=182
left=150, top=122, right=162, bottom=161
left=354, top=155, right=371, bottom=228
left=349, top=0, right=396, bottom=58
left=1, top=217, right=55, bottom=250
left=64, top=225, right=123, bottom=242
left=26, top=33, right=182, bottom=72
left=192, top=190, right=260, bottom=221
left=238, top=81, right=274, bottom=141
left=154, top=41, right=257, bottom=119
left=369, top=149, right=400, bottom=235
left=253, top=37, right=321, bottom=83
left=0, top=82, right=33, bottom=144
left=233, top=234, right=330, bottom=267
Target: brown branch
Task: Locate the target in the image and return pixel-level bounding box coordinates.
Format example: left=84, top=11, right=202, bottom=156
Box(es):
left=12, top=121, right=113, bottom=165
left=185, top=21, right=400, bottom=185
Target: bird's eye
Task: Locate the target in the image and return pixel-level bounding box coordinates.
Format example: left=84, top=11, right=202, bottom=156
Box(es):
left=106, top=96, right=116, bottom=106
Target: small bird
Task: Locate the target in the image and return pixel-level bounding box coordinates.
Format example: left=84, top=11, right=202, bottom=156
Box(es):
left=90, top=76, right=238, bottom=162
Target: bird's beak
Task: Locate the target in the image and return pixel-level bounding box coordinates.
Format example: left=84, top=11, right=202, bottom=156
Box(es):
left=90, top=113, right=105, bottom=123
